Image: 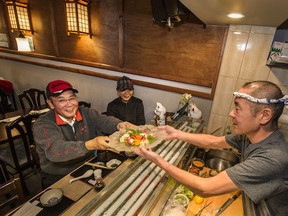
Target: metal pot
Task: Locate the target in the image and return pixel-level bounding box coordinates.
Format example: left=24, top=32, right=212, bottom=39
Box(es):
left=206, top=149, right=240, bottom=165
left=206, top=158, right=232, bottom=172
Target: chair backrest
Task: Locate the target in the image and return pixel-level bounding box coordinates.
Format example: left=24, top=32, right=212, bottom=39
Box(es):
left=22, top=113, right=41, bottom=169
left=18, top=88, right=47, bottom=110
left=79, top=101, right=91, bottom=108
left=0, top=89, right=17, bottom=114
left=0, top=177, right=26, bottom=214
left=0, top=159, right=10, bottom=184
left=4, top=113, right=40, bottom=194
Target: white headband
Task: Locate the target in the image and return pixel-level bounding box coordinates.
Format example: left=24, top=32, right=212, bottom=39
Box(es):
left=233, top=92, right=288, bottom=106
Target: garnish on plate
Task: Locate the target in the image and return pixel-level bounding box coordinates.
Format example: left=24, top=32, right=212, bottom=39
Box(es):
left=109, top=124, right=167, bottom=152
left=119, top=128, right=155, bottom=147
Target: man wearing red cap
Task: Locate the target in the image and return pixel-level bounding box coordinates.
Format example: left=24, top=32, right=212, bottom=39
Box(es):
left=33, top=80, right=134, bottom=187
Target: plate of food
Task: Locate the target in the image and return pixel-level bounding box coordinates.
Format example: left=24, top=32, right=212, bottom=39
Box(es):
left=109, top=125, right=167, bottom=152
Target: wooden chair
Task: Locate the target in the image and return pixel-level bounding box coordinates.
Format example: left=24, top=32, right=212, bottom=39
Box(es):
left=0, top=89, right=17, bottom=114
left=23, top=113, right=42, bottom=170
left=18, top=88, right=47, bottom=110
left=0, top=159, right=10, bottom=184
left=79, top=101, right=91, bottom=108
left=0, top=177, right=26, bottom=215
left=0, top=113, right=41, bottom=195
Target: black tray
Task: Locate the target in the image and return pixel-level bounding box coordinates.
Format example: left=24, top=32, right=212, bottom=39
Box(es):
left=36, top=195, right=74, bottom=216
left=70, top=150, right=128, bottom=185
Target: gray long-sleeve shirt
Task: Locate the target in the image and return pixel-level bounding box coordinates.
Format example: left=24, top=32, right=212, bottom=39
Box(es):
left=33, top=106, right=122, bottom=176
left=225, top=131, right=288, bottom=216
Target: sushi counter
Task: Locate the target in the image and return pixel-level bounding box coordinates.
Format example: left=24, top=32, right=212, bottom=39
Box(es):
left=10, top=116, right=260, bottom=216
left=69, top=116, right=243, bottom=216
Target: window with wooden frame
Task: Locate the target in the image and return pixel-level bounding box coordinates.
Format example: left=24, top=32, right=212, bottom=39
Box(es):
left=5, top=1, right=32, bottom=32
left=65, top=0, right=91, bottom=37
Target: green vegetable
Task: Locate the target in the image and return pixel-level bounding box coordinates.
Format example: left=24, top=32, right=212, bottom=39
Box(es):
left=147, top=135, right=155, bottom=143
left=126, top=129, right=138, bottom=134
left=176, top=185, right=194, bottom=200
left=174, top=194, right=188, bottom=205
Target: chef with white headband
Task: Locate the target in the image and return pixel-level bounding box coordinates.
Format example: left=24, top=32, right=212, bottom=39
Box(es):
left=135, top=80, right=288, bottom=216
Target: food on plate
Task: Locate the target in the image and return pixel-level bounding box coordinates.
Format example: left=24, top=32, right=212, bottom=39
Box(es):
left=119, top=128, right=155, bottom=147
left=109, top=125, right=167, bottom=152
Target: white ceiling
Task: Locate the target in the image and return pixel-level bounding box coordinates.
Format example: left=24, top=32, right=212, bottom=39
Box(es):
left=180, top=0, right=288, bottom=28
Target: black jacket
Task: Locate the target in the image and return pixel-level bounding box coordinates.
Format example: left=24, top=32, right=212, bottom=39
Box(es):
left=107, top=96, right=145, bottom=125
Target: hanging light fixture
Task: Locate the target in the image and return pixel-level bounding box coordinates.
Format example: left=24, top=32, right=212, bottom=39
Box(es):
left=5, top=1, right=32, bottom=32
left=65, top=0, right=91, bottom=37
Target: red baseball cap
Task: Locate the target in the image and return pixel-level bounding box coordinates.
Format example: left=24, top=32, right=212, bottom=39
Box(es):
left=46, top=80, right=78, bottom=98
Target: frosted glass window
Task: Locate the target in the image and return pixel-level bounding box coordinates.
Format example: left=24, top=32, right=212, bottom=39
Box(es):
left=65, top=1, right=90, bottom=36
left=6, top=2, right=31, bottom=32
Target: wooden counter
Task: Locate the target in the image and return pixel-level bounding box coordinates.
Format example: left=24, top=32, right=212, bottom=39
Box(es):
left=9, top=117, right=245, bottom=216
left=186, top=192, right=243, bottom=216
left=60, top=158, right=134, bottom=215
left=186, top=167, right=243, bottom=216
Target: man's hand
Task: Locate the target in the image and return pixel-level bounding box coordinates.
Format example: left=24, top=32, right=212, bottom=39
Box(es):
left=117, top=121, right=137, bottom=130
left=158, top=125, right=178, bottom=140
left=85, top=136, right=110, bottom=150
left=133, top=147, right=159, bottom=164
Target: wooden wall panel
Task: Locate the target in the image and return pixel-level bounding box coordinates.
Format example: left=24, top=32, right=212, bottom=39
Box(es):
left=0, top=0, right=228, bottom=98
left=123, top=0, right=227, bottom=87
left=29, top=0, right=57, bottom=56
left=53, top=0, right=120, bottom=66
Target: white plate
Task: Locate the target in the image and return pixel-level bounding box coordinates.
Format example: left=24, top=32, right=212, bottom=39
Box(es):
left=106, top=159, right=122, bottom=169
left=40, top=188, right=63, bottom=207
left=109, top=125, right=167, bottom=152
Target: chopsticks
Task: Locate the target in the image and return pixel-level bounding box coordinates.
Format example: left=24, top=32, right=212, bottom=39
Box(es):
left=84, top=162, right=114, bottom=170
left=107, top=147, right=121, bottom=154
left=195, top=201, right=213, bottom=216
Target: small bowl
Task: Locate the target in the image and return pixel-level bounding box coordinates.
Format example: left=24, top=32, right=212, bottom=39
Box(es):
left=192, top=159, right=205, bottom=170
left=173, top=193, right=189, bottom=207
left=40, top=188, right=63, bottom=207
left=206, top=158, right=232, bottom=172
left=106, top=159, right=122, bottom=169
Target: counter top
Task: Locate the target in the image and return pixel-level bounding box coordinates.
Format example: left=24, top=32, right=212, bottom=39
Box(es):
left=186, top=192, right=243, bottom=216
left=186, top=167, right=243, bottom=216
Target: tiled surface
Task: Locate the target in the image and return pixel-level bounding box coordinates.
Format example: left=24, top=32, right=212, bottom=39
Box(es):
left=207, top=113, right=228, bottom=136
left=239, top=33, right=274, bottom=80
left=211, top=76, right=237, bottom=115
left=219, top=32, right=249, bottom=78
left=208, top=25, right=279, bottom=134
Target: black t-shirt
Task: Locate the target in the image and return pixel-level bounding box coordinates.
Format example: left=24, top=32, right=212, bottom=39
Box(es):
left=107, top=96, right=145, bottom=125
